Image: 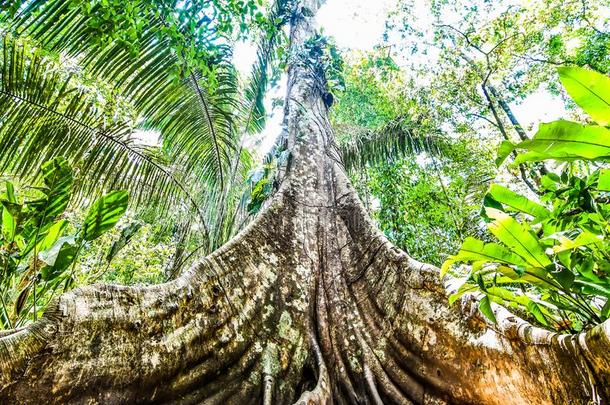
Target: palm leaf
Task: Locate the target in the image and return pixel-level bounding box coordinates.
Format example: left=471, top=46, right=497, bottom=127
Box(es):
left=337, top=117, right=448, bottom=171
left=0, top=36, right=206, bottom=226
left=240, top=0, right=290, bottom=134
left=0, top=0, right=288, bottom=252
left=4, top=0, right=239, bottom=192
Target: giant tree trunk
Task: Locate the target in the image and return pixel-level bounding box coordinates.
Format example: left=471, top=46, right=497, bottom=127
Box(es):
left=1, top=2, right=610, bottom=404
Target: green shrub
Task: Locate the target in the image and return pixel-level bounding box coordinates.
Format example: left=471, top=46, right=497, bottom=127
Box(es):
left=444, top=67, right=610, bottom=332
left=0, top=157, right=128, bottom=329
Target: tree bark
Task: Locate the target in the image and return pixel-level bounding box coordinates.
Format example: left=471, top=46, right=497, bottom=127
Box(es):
left=1, top=2, right=610, bottom=404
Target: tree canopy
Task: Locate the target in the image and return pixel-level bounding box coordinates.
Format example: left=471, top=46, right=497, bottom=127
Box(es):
left=1, top=1, right=610, bottom=402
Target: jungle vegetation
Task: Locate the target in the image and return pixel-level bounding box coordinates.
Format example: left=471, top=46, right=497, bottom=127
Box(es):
left=0, top=0, right=610, bottom=403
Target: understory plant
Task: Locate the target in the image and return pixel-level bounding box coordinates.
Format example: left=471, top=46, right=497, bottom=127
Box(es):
left=444, top=66, right=610, bottom=332
left=0, top=157, right=128, bottom=329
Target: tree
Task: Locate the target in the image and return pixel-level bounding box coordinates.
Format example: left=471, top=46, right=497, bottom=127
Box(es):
left=331, top=52, right=495, bottom=266
left=386, top=0, right=610, bottom=193
left=1, top=1, right=610, bottom=404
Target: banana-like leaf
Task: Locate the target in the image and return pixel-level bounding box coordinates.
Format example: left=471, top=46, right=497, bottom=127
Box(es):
left=599, top=168, right=610, bottom=191
left=83, top=190, right=128, bottom=241
left=483, top=287, right=551, bottom=326
left=574, top=279, right=610, bottom=298
left=441, top=236, right=528, bottom=277
left=20, top=157, right=73, bottom=254
left=36, top=219, right=67, bottom=252
left=39, top=235, right=78, bottom=281
left=1, top=201, right=19, bottom=241
left=487, top=184, right=550, bottom=219
left=525, top=300, right=550, bottom=326
left=558, top=66, right=610, bottom=126
left=508, top=120, right=610, bottom=164
left=28, top=157, right=73, bottom=223
left=493, top=265, right=550, bottom=286
left=448, top=281, right=479, bottom=305
left=485, top=208, right=551, bottom=268
left=552, top=232, right=603, bottom=253
left=495, top=140, right=516, bottom=167
left=478, top=295, right=496, bottom=323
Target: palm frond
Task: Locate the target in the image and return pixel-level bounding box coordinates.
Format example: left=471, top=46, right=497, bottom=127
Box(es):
left=240, top=0, right=290, bottom=134
left=337, top=118, right=449, bottom=172
left=4, top=0, right=239, bottom=192
left=0, top=0, right=289, bottom=253
left=0, top=35, right=206, bottom=224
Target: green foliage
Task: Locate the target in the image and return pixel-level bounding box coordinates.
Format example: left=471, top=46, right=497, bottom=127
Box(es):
left=445, top=67, right=610, bottom=332
left=242, top=0, right=292, bottom=134
left=83, top=191, right=129, bottom=241
left=0, top=0, right=295, bottom=257
left=331, top=53, right=407, bottom=132
left=296, top=33, right=345, bottom=94
left=357, top=138, right=493, bottom=266
left=247, top=173, right=274, bottom=215
left=245, top=144, right=289, bottom=215
left=332, top=52, right=453, bottom=172
left=386, top=0, right=610, bottom=194
left=558, top=66, right=610, bottom=126
left=499, top=120, right=610, bottom=165
left=0, top=157, right=128, bottom=329
left=0, top=34, right=196, bottom=217
left=498, top=68, right=610, bottom=167
left=332, top=51, right=494, bottom=266
left=76, top=218, right=176, bottom=286
left=106, top=222, right=142, bottom=263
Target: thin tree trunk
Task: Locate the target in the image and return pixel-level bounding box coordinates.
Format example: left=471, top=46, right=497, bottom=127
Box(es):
left=1, top=2, right=609, bottom=404
left=481, top=84, right=540, bottom=194
left=486, top=84, right=527, bottom=141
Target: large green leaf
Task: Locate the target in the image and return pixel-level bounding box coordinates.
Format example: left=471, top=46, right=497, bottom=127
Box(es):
left=26, top=157, right=73, bottom=230
left=485, top=287, right=550, bottom=326
left=478, top=295, right=496, bottom=323
left=39, top=235, right=78, bottom=281
left=83, top=191, right=128, bottom=241
left=525, top=300, right=549, bottom=326
left=574, top=279, right=610, bottom=298
left=485, top=208, right=551, bottom=268
left=512, top=120, right=610, bottom=164
left=441, top=237, right=528, bottom=277
left=519, top=267, right=561, bottom=291
left=4, top=181, right=16, bottom=203
left=552, top=232, right=603, bottom=253
left=1, top=200, right=21, bottom=242
left=599, top=168, right=610, bottom=191
left=558, top=66, right=610, bottom=126
left=495, top=140, right=516, bottom=167
left=488, top=184, right=550, bottom=219
left=448, top=281, right=479, bottom=305
left=19, top=157, right=73, bottom=255
left=37, top=219, right=68, bottom=252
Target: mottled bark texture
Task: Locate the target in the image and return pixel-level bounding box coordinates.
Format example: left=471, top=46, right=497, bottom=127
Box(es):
left=2, top=1, right=610, bottom=404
